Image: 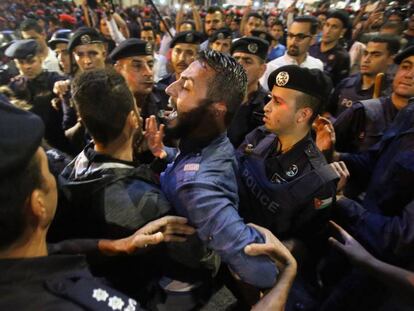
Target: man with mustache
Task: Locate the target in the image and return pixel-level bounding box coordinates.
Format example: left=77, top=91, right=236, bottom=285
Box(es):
left=259, top=16, right=323, bottom=91
left=110, top=38, right=169, bottom=125
left=158, top=31, right=203, bottom=88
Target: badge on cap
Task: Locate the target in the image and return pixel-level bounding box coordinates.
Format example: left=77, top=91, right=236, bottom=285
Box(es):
left=285, top=164, right=298, bottom=177
left=247, top=43, right=258, bottom=54
left=145, top=42, right=152, bottom=54
left=185, top=33, right=194, bottom=43
left=260, top=33, right=266, bottom=40
left=80, top=34, right=91, bottom=45
left=276, top=71, right=289, bottom=86
left=217, top=32, right=225, bottom=40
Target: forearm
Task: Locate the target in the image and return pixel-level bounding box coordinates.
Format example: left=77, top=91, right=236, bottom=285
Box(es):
left=107, top=17, right=126, bottom=44
left=192, top=7, right=202, bottom=32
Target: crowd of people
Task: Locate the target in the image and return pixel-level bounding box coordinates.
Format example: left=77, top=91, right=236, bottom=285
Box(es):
left=1, top=0, right=414, bottom=310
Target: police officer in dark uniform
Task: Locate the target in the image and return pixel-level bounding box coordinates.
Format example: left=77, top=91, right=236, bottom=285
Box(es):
left=48, top=29, right=75, bottom=76
left=0, top=97, right=145, bottom=311
left=158, top=31, right=203, bottom=89
left=309, top=10, right=350, bottom=87
left=334, top=46, right=414, bottom=154
left=228, top=36, right=270, bottom=147
left=236, top=65, right=340, bottom=243
left=208, top=27, right=233, bottom=54
left=328, top=35, right=399, bottom=118
left=5, top=39, right=74, bottom=154
left=109, top=38, right=169, bottom=126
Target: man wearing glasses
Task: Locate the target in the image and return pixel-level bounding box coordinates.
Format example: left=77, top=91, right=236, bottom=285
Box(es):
left=259, top=16, right=323, bottom=91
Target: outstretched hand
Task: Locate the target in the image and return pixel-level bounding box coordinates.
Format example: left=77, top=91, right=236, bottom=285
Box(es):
left=313, top=115, right=336, bottom=154
left=101, top=216, right=195, bottom=255
left=329, top=161, right=350, bottom=192
left=145, top=115, right=167, bottom=159
left=329, top=221, right=374, bottom=266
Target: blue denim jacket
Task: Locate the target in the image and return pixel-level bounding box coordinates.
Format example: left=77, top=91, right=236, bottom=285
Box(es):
left=160, top=133, right=277, bottom=288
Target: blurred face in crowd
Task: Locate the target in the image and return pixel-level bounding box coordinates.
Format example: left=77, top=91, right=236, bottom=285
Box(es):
left=73, top=43, right=106, bottom=72
left=140, top=30, right=156, bottom=49
left=287, top=21, right=313, bottom=58
left=408, top=14, right=414, bottom=31
left=230, top=20, right=240, bottom=32
left=360, top=42, right=393, bottom=77
left=233, top=52, right=265, bottom=89
left=270, top=24, right=284, bottom=41
left=205, top=11, right=224, bottom=37
left=245, top=16, right=263, bottom=36
left=21, top=29, right=47, bottom=51
left=171, top=43, right=198, bottom=76
left=264, top=86, right=308, bottom=135
left=322, top=17, right=345, bottom=44
left=99, top=19, right=111, bottom=38
left=211, top=38, right=232, bottom=54
left=317, top=14, right=327, bottom=29
left=115, top=55, right=154, bottom=96
left=14, top=55, right=43, bottom=79
left=54, top=42, right=71, bottom=74
left=179, top=22, right=194, bottom=32
left=393, top=56, right=414, bottom=98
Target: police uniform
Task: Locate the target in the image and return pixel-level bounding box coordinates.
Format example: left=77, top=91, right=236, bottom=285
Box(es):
left=328, top=72, right=392, bottom=117
left=157, top=31, right=204, bottom=90
left=0, top=99, right=144, bottom=311
left=5, top=40, right=74, bottom=154
left=236, top=66, right=338, bottom=240
left=228, top=37, right=270, bottom=148
left=309, top=42, right=350, bottom=87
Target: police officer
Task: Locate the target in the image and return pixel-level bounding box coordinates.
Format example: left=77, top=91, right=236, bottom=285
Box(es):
left=110, top=38, right=169, bottom=126
left=228, top=36, right=269, bottom=147
left=309, top=10, right=350, bottom=87
left=236, top=65, right=341, bottom=243
left=334, top=46, right=414, bottom=154
left=158, top=31, right=203, bottom=88
left=328, top=35, right=400, bottom=118
left=0, top=97, right=145, bottom=311
left=209, top=27, right=232, bottom=54
left=0, top=30, right=19, bottom=85
left=48, top=29, right=74, bottom=76
left=5, top=39, right=73, bottom=154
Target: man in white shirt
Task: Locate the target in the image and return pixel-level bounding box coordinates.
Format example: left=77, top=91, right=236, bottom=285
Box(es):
left=260, top=16, right=323, bottom=91
left=159, top=17, right=176, bottom=57
left=20, top=19, right=61, bottom=74
left=141, top=26, right=168, bottom=82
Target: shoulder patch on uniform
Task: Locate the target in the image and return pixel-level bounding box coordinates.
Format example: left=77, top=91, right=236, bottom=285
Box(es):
left=184, top=163, right=200, bottom=171
left=314, top=197, right=332, bottom=209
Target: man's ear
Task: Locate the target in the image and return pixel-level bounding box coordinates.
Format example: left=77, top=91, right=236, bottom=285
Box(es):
left=297, top=107, right=313, bottom=124
left=128, top=110, right=139, bottom=129
left=29, top=189, right=46, bottom=222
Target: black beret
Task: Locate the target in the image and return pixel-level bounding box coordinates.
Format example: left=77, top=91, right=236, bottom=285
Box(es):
left=48, top=29, right=72, bottom=50
left=170, top=31, right=204, bottom=48
left=0, top=30, right=17, bottom=51
left=0, top=98, right=44, bottom=178
left=230, top=36, right=269, bottom=61
left=209, top=28, right=232, bottom=43
left=68, top=27, right=104, bottom=52
left=5, top=39, right=39, bottom=59
left=327, top=10, right=350, bottom=29
left=251, top=30, right=275, bottom=45
left=394, top=46, right=414, bottom=64
left=268, top=65, right=332, bottom=101
left=109, top=38, right=153, bottom=61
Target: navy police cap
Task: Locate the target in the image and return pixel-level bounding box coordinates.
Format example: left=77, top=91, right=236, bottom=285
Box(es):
left=209, top=28, right=232, bottom=43
left=68, top=27, right=104, bottom=52
left=109, top=38, right=153, bottom=61
left=170, top=31, right=204, bottom=48
left=5, top=39, right=39, bottom=59
left=268, top=65, right=332, bottom=101
left=0, top=98, right=44, bottom=177
left=231, top=36, right=269, bottom=61
left=394, top=46, right=414, bottom=64
left=48, top=29, right=72, bottom=50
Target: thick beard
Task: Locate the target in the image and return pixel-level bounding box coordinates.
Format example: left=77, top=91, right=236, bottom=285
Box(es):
left=165, top=98, right=221, bottom=141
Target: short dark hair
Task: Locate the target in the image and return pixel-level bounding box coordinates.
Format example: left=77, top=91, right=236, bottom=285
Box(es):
left=248, top=13, right=263, bottom=21
left=293, top=16, right=318, bottom=35
left=198, top=50, right=247, bottom=126
left=72, top=68, right=135, bottom=146
left=369, top=34, right=401, bottom=55
left=271, top=20, right=284, bottom=28
left=141, top=26, right=155, bottom=36
left=20, top=18, right=43, bottom=34
left=296, top=93, right=322, bottom=125
left=207, top=6, right=223, bottom=16
left=0, top=153, right=43, bottom=250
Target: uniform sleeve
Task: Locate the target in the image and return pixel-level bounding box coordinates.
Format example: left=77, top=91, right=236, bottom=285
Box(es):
left=334, top=103, right=366, bottom=153
left=335, top=197, right=414, bottom=264
left=176, top=180, right=278, bottom=288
